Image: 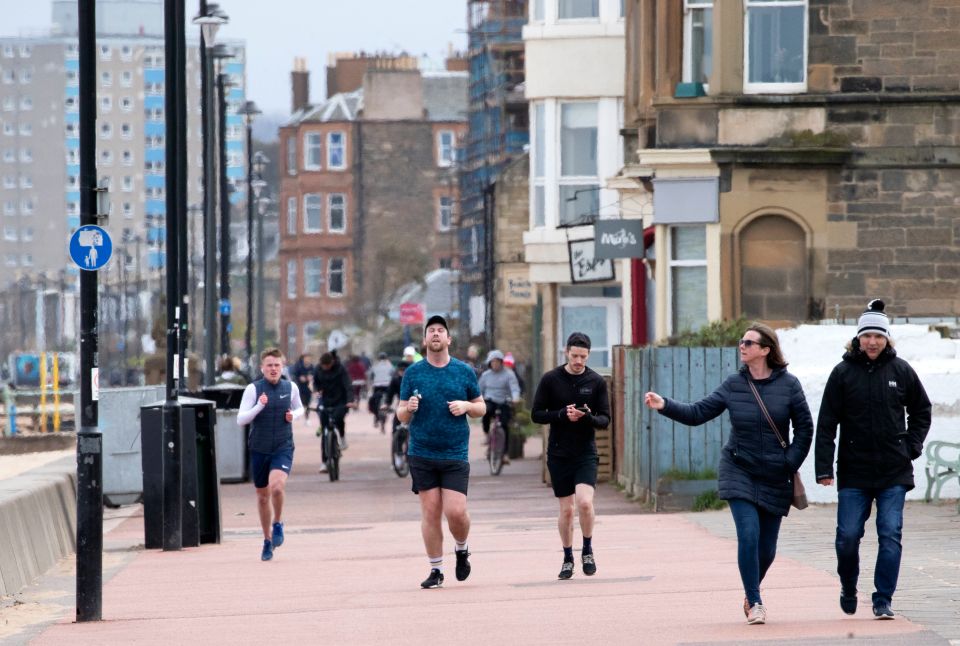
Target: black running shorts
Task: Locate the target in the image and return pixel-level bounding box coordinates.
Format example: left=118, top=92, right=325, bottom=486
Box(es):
left=408, top=455, right=470, bottom=496
left=250, top=448, right=294, bottom=489
left=547, top=454, right=598, bottom=498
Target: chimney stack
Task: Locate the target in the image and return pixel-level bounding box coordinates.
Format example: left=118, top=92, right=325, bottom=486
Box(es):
left=291, top=57, right=310, bottom=114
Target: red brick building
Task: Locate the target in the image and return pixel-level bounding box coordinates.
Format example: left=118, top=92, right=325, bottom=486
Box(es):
left=278, top=64, right=466, bottom=357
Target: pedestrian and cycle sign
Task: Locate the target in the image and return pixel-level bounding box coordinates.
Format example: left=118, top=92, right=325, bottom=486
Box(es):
left=69, top=225, right=113, bottom=271
left=219, top=299, right=231, bottom=315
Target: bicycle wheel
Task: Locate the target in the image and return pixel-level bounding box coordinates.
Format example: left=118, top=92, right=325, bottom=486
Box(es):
left=330, top=432, right=341, bottom=481
left=324, top=429, right=339, bottom=482
left=392, top=426, right=409, bottom=477
left=488, top=420, right=505, bottom=476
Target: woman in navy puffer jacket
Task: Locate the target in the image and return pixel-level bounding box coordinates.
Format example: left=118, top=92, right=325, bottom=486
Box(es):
left=645, top=323, right=813, bottom=625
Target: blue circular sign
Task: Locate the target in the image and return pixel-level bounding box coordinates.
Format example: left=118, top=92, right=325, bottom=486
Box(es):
left=69, top=225, right=113, bottom=271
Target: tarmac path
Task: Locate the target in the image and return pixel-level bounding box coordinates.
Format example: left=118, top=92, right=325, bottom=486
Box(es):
left=3, top=409, right=956, bottom=645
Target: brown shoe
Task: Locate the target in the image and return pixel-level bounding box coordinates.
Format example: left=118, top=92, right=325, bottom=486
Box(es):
left=743, top=597, right=750, bottom=617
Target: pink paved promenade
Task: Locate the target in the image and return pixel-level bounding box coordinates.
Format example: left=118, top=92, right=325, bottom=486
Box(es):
left=18, top=412, right=940, bottom=645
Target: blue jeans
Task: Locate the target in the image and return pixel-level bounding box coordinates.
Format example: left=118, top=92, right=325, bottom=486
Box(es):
left=728, top=498, right=783, bottom=605
left=836, top=485, right=907, bottom=607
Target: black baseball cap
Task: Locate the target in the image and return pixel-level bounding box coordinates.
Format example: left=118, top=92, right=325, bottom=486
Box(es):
left=424, top=315, right=448, bottom=334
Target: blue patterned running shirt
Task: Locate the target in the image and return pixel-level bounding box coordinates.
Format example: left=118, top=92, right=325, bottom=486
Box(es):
left=400, top=357, right=481, bottom=462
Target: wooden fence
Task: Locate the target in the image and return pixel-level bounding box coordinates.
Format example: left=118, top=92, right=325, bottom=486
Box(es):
left=614, top=345, right=740, bottom=505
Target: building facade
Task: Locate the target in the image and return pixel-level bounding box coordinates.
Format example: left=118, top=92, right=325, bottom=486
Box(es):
left=523, top=0, right=626, bottom=371
left=278, top=62, right=466, bottom=357
left=617, top=0, right=960, bottom=342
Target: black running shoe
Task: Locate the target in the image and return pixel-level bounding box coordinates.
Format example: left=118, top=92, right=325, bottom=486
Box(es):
left=455, top=549, right=471, bottom=581
left=840, top=590, right=857, bottom=615
left=873, top=602, right=895, bottom=619
left=582, top=552, right=597, bottom=576
left=421, top=568, right=444, bottom=589
left=558, top=560, right=574, bottom=580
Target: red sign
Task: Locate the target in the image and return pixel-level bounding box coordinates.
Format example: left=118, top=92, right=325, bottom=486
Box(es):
left=399, top=302, right=426, bottom=325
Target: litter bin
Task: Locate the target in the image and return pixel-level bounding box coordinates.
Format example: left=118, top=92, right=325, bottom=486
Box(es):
left=201, top=384, right=249, bottom=484
left=140, top=396, right=221, bottom=549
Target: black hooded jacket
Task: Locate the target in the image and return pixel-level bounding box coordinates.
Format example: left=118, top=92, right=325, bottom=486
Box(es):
left=815, top=341, right=931, bottom=490
left=312, top=359, right=353, bottom=408
left=659, top=366, right=813, bottom=517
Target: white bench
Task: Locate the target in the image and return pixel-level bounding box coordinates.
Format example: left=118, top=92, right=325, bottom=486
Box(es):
left=924, top=441, right=960, bottom=512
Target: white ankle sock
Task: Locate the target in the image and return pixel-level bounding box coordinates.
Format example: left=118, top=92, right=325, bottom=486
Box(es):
left=429, top=556, right=443, bottom=573
left=455, top=541, right=468, bottom=552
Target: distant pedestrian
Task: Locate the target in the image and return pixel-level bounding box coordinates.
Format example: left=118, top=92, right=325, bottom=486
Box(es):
left=397, top=315, right=484, bottom=589
left=532, top=332, right=610, bottom=581
left=217, top=356, right=249, bottom=386
left=368, top=352, right=395, bottom=417
left=236, top=349, right=304, bottom=561
left=815, top=299, right=931, bottom=620
left=478, top=349, right=520, bottom=466
left=312, top=352, right=354, bottom=463
left=290, top=354, right=315, bottom=421
left=644, top=323, right=813, bottom=625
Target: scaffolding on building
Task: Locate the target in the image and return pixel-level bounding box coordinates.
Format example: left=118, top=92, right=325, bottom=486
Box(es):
left=459, top=0, right=528, bottom=345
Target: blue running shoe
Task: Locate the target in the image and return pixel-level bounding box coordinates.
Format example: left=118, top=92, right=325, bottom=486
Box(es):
left=272, top=522, right=284, bottom=548
left=261, top=539, right=273, bottom=561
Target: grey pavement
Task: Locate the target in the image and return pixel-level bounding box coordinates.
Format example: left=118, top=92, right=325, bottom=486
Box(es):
left=1, top=410, right=958, bottom=645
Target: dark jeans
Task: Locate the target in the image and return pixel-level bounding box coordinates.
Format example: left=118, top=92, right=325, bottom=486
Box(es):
left=836, top=485, right=907, bottom=607
left=728, top=498, right=783, bottom=606
left=482, top=400, right=512, bottom=449
left=319, top=405, right=347, bottom=462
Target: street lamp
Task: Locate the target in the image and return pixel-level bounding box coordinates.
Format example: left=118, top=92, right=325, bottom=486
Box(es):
left=193, top=3, right=228, bottom=385
left=255, top=192, right=271, bottom=357
left=211, top=44, right=233, bottom=360
left=237, top=100, right=261, bottom=363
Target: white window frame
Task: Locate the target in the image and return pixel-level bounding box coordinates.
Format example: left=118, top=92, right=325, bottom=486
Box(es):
left=531, top=101, right=546, bottom=228
left=328, top=193, right=346, bottom=233
left=304, top=257, right=323, bottom=296
left=303, top=132, right=322, bottom=171
left=286, top=135, right=297, bottom=175
left=286, top=196, right=297, bottom=234
left=120, top=70, right=133, bottom=87
left=303, top=193, right=322, bottom=232
left=437, top=195, right=453, bottom=232
left=101, top=70, right=112, bottom=87
left=100, top=150, right=113, bottom=165
left=666, top=224, right=708, bottom=335
left=556, top=295, right=621, bottom=369
left=558, top=0, right=600, bottom=21
left=286, top=260, right=297, bottom=299
left=19, top=123, right=31, bottom=136
left=20, top=97, right=32, bottom=111
left=558, top=100, right=600, bottom=227
left=327, top=257, right=345, bottom=297
left=683, top=0, right=713, bottom=87
left=120, top=96, right=133, bottom=112
left=100, top=95, right=112, bottom=113
left=122, top=150, right=133, bottom=166
left=437, top=130, right=455, bottom=167
left=99, top=44, right=112, bottom=61
left=327, top=131, right=346, bottom=170
left=743, top=0, right=808, bottom=94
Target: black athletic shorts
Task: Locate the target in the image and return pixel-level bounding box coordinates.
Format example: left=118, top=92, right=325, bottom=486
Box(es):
left=250, top=449, right=294, bottom=489
left=547, top=454, right=598, bottom=498
left=408, top=455, right=470, bottom=496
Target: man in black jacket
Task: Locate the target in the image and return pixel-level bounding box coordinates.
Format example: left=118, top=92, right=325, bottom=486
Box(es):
left=815, top=299, right=931, bottom=620
left=532, top=332, right=610, bottom=580
left=312, top=352, right=355, bottom=467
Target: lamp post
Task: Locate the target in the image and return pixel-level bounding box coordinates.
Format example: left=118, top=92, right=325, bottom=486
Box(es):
left=214, top=47, right=233, bottom=359
left=237, top=100, right=261, bottom=363
left=248, top=160, right=267, bottom=364
left=255, top=192, right=271, bottom=357
left=193, top=3, right=227, bottom=385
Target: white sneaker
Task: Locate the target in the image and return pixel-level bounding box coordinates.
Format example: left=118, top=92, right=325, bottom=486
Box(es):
left=746, top=603, right=766, bottom=625
left=319, top=463, right=328, bottom=473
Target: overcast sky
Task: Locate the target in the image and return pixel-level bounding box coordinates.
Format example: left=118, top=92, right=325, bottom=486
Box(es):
left=0, top=0, right=468, bottom=119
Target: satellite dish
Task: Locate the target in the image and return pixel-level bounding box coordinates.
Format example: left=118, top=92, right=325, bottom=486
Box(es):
left=327, top=329, right=349, bottom=351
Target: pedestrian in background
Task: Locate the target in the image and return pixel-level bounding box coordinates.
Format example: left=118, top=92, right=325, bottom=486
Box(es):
left=815, top=299, right=931, bottom=620
left=397, top=315, right=484, bottom=589
left=290, top=354, right=315, bottom=422
left=236, top=349, right=304, bottom=561
left=479, top=349, right=520, bottom=465
left=644, top=323, right=813, bottom=625
left=532, top=332, right=610, bottom=581
left=313, top=351, right=354, bottom=462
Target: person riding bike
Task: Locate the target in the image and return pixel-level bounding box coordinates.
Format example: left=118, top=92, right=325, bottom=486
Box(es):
left=312, top=351, right=354, bottom=468
left=478, top=349, right=521, bottom=465
left=368, top=352, right=395, bottom=421
left=385, top=360, right=410, bottom=434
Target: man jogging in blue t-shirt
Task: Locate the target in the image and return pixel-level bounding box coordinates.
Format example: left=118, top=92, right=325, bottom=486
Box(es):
left=397, top=315, right=485, bottom=589
left=237, top=349, right=304, bottom=561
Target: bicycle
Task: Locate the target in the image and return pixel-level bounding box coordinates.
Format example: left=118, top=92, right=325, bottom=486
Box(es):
left=317, top=404, right=342, bottom=482
left=487, top=404, right=507, bottom=476
left=391, top=415, right=409, bottom=477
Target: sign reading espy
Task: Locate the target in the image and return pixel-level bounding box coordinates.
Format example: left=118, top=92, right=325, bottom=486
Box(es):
left=594, top=219, right=645, bottom=259
left=69, top=225, right=113, bottom=271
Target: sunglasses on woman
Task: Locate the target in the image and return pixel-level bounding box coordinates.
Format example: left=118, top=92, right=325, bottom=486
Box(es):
left=738, top=339, right=765, bottom=348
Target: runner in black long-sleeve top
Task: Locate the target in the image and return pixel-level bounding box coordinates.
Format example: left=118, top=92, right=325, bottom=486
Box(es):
left=531, top=332, right=610, bottom=580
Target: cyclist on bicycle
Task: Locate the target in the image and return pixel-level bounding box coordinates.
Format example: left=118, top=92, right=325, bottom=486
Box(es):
left=368, top=352, right=395, bottom=422
left=478, top=350, right=521, bottom=465
left=312, top=351, right=354, bottom=469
